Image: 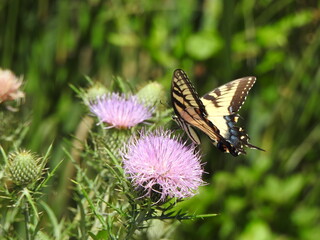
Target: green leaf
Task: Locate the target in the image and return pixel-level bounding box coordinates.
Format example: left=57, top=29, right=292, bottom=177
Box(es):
left=39, top=200, right=61, bottom=239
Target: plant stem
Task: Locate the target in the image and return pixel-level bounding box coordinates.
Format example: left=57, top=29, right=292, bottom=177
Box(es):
left=24, top=199, right=31, bottom=240
left=126, top=203, right=151, bottom=239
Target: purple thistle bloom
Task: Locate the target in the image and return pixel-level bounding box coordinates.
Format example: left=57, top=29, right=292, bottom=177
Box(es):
left=90, top=93, right=153, bottom=129
left=122, top=129, right=204, bottom=202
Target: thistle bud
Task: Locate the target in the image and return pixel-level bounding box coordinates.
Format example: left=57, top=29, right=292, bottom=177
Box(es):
left=7, top=150, right=44, bottom=186
left=136, top=82, right=166, bottom=110
left=100, top=129, right=130, bottom=161
left=83, top=83, right=108, bottom=106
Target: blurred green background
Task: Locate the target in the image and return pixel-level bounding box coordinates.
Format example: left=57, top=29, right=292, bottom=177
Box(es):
left=1, top=0, right=320, bottom=239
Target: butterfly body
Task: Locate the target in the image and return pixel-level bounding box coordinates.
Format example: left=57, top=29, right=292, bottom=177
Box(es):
left=171, top=69, right=264, bottom=156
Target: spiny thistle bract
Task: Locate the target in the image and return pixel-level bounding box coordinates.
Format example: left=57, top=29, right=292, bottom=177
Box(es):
left=7, top=150, right=45, bottom=186
left=89, top=93, right=154, bottom=129
left=122, top=129, right=205, bottom=203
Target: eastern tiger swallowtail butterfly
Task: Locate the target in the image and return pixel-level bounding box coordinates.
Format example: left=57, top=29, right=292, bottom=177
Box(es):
left=171, top=69, right=264, bottom=156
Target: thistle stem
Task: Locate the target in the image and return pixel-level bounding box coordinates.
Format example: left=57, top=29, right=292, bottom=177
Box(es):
left=24, top=199, right=31, bottom=240
left=126, top=203, right=151, bottom=239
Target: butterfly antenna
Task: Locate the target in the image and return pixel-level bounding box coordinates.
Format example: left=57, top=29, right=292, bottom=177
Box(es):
left=247, top=143, right=266, bottom=152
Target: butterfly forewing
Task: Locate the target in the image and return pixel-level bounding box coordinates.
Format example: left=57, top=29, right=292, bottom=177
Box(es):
left=171, top=69, right=206, bottom=115
left=201, top=77, right=256, bottom=116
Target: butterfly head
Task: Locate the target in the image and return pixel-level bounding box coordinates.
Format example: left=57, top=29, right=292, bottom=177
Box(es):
left=172, top=115, right=187, bottom=132
left=172, top=115, right=181, bottom=126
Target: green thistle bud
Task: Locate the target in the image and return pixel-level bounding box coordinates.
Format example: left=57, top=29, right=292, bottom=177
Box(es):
left=83, top=83, right=109, bottom=106
left=136, top=82, right=166, bottom=110
left=7, top=150, right=44, bottom=186
left=94, top=129, right=130, bottom=163
left=105, top=129, right=130, bottom=160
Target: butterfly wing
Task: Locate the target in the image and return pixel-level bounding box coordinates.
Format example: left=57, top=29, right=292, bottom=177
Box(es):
left=171, top=69, right=235, bottom=153
left=201, top=77, right=264, bottom=154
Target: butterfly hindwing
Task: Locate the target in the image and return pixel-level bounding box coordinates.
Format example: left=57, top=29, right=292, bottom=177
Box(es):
left=171, top=69, right=264, bottom=156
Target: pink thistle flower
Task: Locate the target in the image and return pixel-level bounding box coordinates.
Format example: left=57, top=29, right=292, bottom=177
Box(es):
left=122, top=129, right=204, bottom=202
left=90, top=93, right=154, bottom=129
left=0, top=69, right=25, bottom=103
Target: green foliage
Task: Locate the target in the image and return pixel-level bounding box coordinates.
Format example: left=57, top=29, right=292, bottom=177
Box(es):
left=1, top=0, right=320, bottom=239
left=186, top=31, right=223, bottom=60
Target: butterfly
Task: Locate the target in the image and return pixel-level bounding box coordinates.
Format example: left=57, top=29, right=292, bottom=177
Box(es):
left=171, top=69, right=264, bottom=156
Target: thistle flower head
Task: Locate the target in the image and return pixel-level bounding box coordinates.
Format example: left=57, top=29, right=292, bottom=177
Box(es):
left=7, top=150, right=44, bottom=186
left=122, top=129, right=204, bottom=203
left=0, top=68, right=25, bottom=103
left=90, top=93, right=154, bottom=129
